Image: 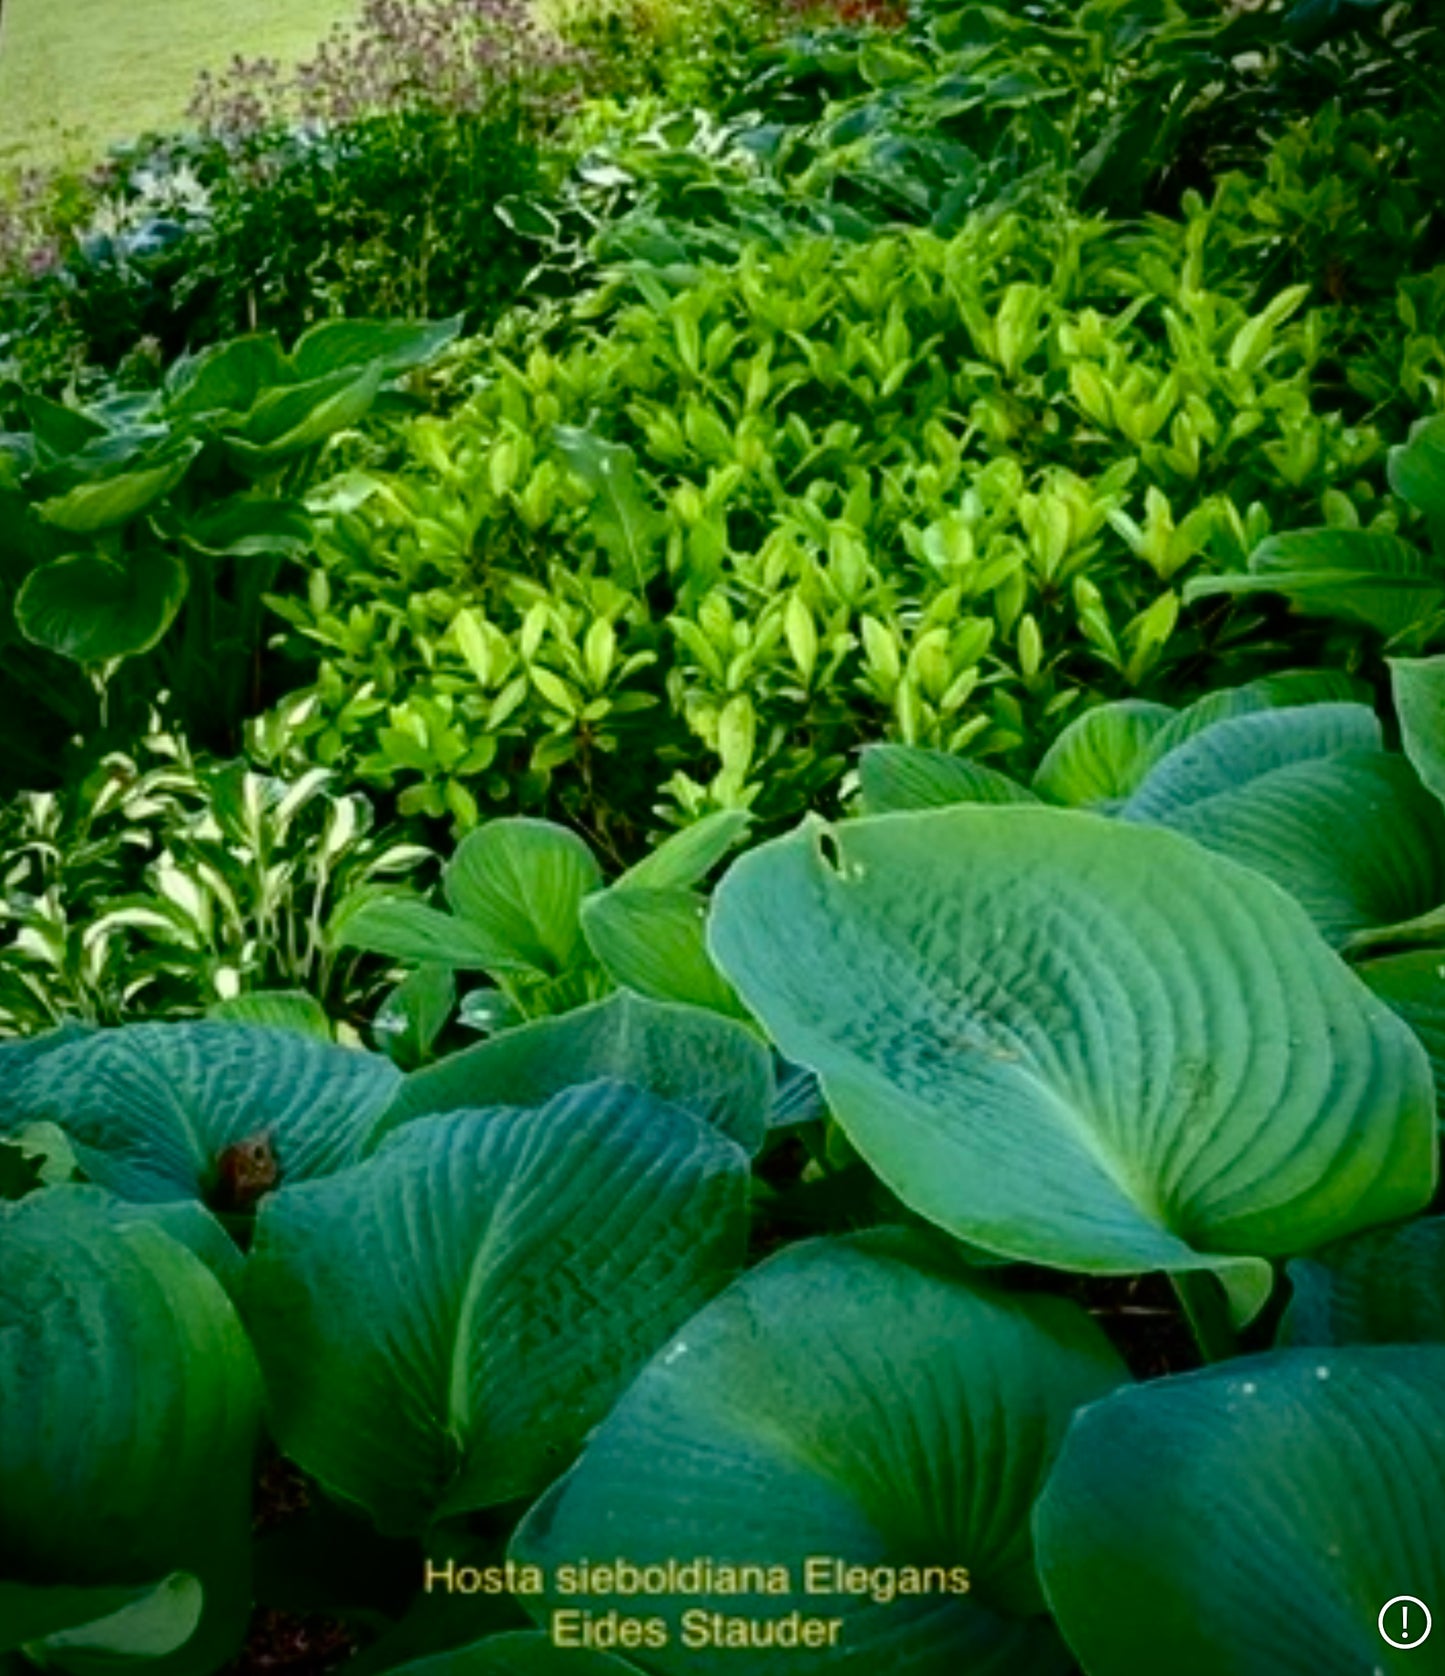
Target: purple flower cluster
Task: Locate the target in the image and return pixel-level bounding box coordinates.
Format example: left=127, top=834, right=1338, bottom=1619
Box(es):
left=187, top=0, right=584, bottom=143
left=0, top=168, right=66, bottom=282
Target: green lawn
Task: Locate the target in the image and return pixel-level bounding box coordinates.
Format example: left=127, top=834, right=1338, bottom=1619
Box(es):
left=0, top=0, right=361, bottom=171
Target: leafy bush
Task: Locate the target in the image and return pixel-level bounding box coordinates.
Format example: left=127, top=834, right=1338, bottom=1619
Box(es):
left=266, top=199, right=1398, bottom=843
left=0, top=314, right=460, bottom=786
left=0, top=0, right=580, bottom=390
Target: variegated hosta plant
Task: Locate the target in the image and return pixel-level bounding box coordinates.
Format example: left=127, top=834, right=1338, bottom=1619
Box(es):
left=0, top=714, right=433, bottom=1035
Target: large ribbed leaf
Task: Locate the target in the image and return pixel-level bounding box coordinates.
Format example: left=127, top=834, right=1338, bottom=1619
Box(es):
left=1183, top=528, right=1445, bottom=637
left=1160, top=751, right=1445, bottom=946
left=1281, top=1217, right=1445, bottom=1345
left=1358, top=950, right=1445, bottom=1112
left=291, top=315, right=464, bottom=382
left=342, top=820, right=603, bottom=979
left=1115, top=704, right=1445, bottom=945
left=0, top=1191, right=260, bottom=1674
left=0, top=1023, right=399, bottom=1208
left=1390, top=653, right=1445, bottom=806
left=444, top=820, right=600, bottom=977
left=1030, top=701, right=1174, bottom=806
left=1118, top=703, right=1381, bottom=822
left=1035, top=1347, right=1445, bottom=1674
left=241, top=1081, right=748, bottom=1533
left=390, top=1635, right=638, bottom=1675
left=709, top=808, right=1435, bottom=1322
left=375, top=991, right=771, bottom=1155
left=16, top=545, right=189, bottom=663
left=858, top=745, right=1034, bottom=814
left=512, top=1229, right=1127, bottom=1675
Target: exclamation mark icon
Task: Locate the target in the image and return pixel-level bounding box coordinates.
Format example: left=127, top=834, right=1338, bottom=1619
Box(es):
left=1379, top=1595, right=1432, bottom=1649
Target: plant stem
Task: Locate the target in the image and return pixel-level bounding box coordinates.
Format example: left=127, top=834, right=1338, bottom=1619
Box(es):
left=1171, top=1270, right=1240, bottom=1364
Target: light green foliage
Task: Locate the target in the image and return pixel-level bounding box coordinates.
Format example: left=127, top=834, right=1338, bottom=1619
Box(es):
left=334, top=811, right=748, bottom=1030
left=270, top=201, right=1386, bottom=833
left=1185, top=411, right=1445, bottom=648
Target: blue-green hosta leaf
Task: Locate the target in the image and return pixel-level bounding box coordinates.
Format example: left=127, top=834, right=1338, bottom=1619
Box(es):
left=1035, top=1347, right=1445, bottom=1675
left=858, top=744, right=1034, bottom=814
left=512, top=1229, right=1127, bottom=1675
left=1119, top=702, right=1381, bottom=822
left=1160, top=751, right=1445, bottom=947
left=1141, top=670, right=1371, bottom=765
left=240, top=1081, right=748, bottom=1533
left=1182, top=528, right=1445, bottom=638
left=709, top=808, right=1436, bottom=1323
left=445, top=820, right=601, bottom=978
left=1112, top=702, right=1445, bottom=945
left=374, top=990, right=771, bottom=1156
left=1389, top=411, right=1445, bottom=523
left=16, top=545, right=189, bottom=662
left=0, top=1022, right=400, bottom=1208
left=1281, top=1217, right=1445, bottom=1345
left=0, top=1191, right=260, bottom=1675
left=1389, top=653, right=1445, bottom=808
left=35, top=439, right=200, bottom=534
left=291, top=316, right=464, bottom=382
left=1033, top=676, right=1370, bottom=810
left=581, top=888, right=747, bottom=1019
left=49, top=1187, right=247, bottom=1294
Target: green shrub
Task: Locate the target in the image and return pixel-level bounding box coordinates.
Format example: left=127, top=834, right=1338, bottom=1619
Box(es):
left=265, top=198, right=1397, bottom=846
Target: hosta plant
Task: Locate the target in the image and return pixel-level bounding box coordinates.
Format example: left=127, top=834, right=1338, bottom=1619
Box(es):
left=0, top=314, right=461, bottom=785
left=0, top=713, right=434, bottom=1036
left=332, top=810, right=752, bottom=1031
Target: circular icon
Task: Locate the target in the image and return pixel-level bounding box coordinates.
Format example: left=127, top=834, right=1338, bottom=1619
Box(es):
left=1379, top=1596, right=1432, bottom=1649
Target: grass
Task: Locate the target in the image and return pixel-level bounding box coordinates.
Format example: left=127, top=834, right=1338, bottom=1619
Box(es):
left=0, top=0, right=360, bottom=171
